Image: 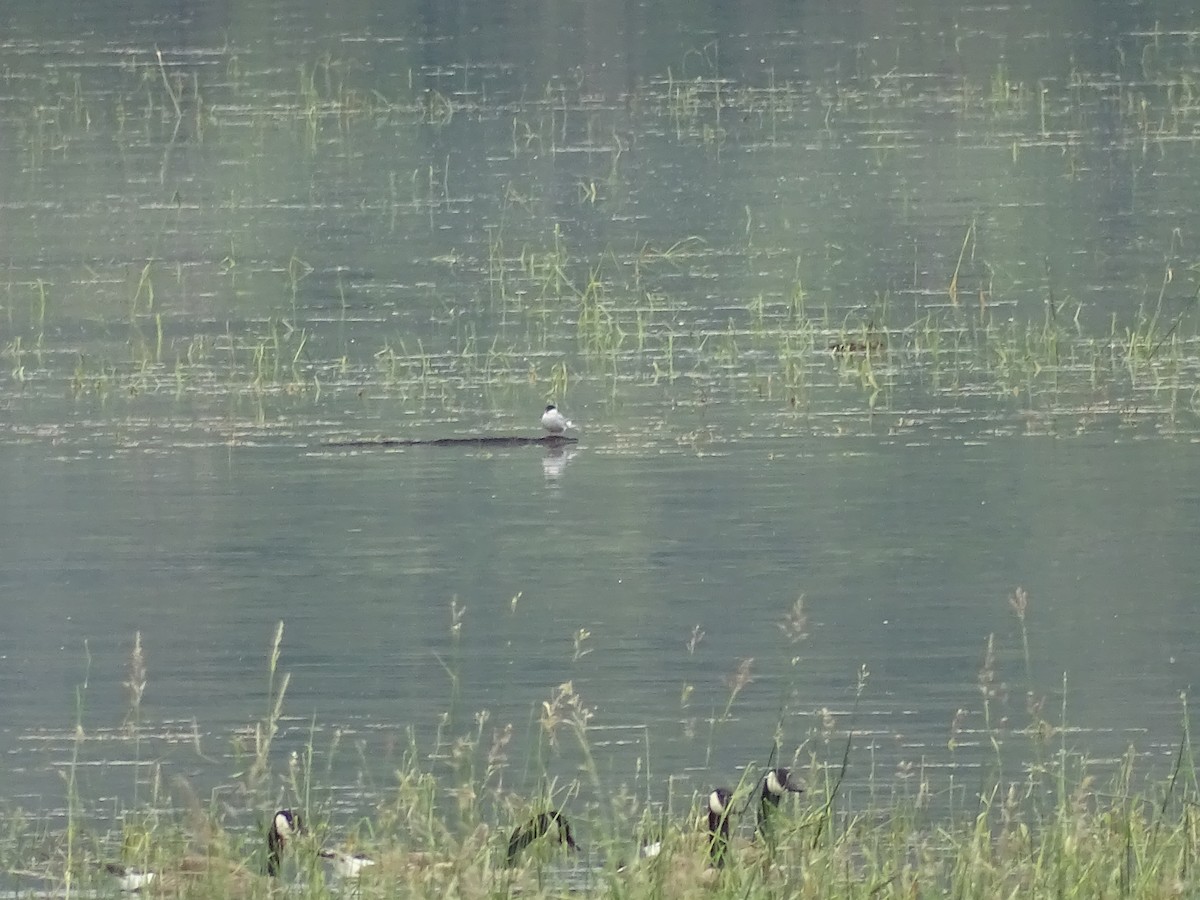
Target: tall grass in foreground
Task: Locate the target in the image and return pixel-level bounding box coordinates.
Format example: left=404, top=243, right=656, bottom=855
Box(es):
left=15, top=596, right=1200, bottom=899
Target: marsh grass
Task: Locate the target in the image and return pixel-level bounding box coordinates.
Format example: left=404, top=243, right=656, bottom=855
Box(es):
left=8, top=33, right=1200, bottom=894
left=9, top=45, right=1200, bottom=440
left=32, top=219, right=1200, bottom=444
left=17, top=593, right=1200, bottom=900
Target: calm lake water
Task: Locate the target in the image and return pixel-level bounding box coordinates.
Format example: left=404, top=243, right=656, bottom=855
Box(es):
left=2, top=0, right=1200, bottom=857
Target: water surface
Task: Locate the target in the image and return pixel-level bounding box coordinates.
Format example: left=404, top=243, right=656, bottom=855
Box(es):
left=2, top=0, right=1200, bottom=862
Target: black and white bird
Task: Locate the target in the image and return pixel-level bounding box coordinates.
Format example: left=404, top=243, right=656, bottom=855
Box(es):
left=625, top=770, right=801, bottom=887
left=743, top=765, right=805, bottom=867
left=541, top=404, right=574, bottom=434
left=316, top=811, right=577, bottom=882
left=105, top=809, right=303, bottom=892
left=317, top=825, right=490, bottom=881
left=756, top=767, right=804, bottom=840
left=633, top=787, right=732, bottom=884
left=317, top=847, right=380, bottom=878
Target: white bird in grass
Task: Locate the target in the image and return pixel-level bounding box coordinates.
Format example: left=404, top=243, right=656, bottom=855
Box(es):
left=106, top=867, right=159, bottom=892
left=624, top=787, right=732, bottom=883
left=318, top=848, right=380, bottom=878
left=624, top=772, right=802, bottom=891
left=316, top=812, right=577, bottom=883
left=541, top=404, right=574, bottom=435
left=105, top=808, right=303, bottom=893
left=315, top=829, right=484, bottom=883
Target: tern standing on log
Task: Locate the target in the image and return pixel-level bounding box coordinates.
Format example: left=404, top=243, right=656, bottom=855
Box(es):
left=541, top=404, right=574, bottom=435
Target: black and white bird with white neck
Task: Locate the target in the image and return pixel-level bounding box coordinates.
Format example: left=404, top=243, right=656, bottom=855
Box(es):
left=622, top=770, right=801, bottom=882
left=634, top=786, right=732, bottom=876
left=759, top=768, right=803, bottom=812
left=541, top=404, right=574, bottom=435
left=756, top=766, right=804, bottom=843
left=105, top=808, right=303, bottom=892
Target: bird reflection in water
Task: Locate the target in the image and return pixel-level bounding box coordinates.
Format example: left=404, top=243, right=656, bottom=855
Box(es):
left=542, top=446, right=576, bottom=483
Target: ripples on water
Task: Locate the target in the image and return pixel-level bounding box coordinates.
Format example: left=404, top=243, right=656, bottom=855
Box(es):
left=2, top=1, right=1200, bottom=877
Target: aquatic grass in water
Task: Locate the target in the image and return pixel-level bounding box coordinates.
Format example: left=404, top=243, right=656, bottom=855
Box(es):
left=7, top=21, right=1200, bottom=899
left=21, top=222, right=1200, bottom=444
left=12, top=593, right=1200, bottom=898
left=7, top=42, right=1200, bottom=445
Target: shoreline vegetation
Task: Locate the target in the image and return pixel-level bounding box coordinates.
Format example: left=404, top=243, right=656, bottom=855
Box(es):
left=7, top=598, right=1200, bottom=899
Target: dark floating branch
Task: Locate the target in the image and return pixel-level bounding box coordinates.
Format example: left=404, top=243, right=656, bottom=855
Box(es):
left=325, top=435, right=579, bottom=448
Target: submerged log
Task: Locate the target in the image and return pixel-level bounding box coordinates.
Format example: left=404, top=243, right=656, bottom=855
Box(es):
left=326, top=435, right=578, bottom=448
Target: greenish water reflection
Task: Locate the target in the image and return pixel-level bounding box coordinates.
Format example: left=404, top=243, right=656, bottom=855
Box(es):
left=0, top=0, right=1198, bottom=841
